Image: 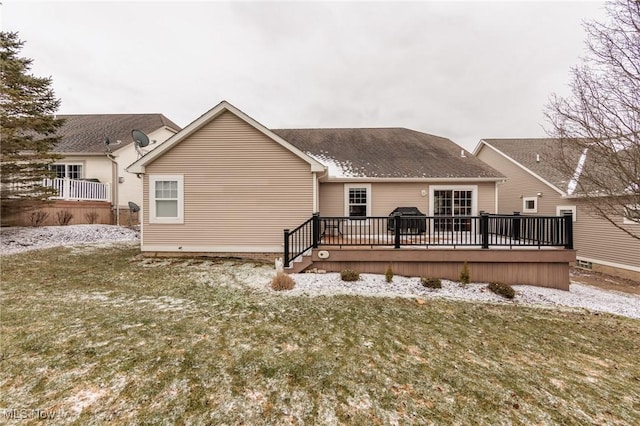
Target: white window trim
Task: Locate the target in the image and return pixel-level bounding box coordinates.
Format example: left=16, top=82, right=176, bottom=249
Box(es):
left=149, top=175, right=184, bottom=224
left=556, top=205, right=577, bottom=222
left=522, top=196, right=538, bottom=214
left=51, top=162, right=84, bottom=179
left=428, top=185, right=478, bottom=216
left=344, top=183, right=372, bottom=218
left=623, top=204, right=640, bottom=225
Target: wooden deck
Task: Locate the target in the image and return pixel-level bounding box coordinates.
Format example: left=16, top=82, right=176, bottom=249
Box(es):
left=285, top=214, right=575, bottom=289
left=298, top=247, right=576, bottom=290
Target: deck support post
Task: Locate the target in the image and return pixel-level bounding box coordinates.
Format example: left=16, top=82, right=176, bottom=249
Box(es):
left=563, top=212, right=574, bottom=249
left=312, top=213, right=320, bottom=249
left=480, top=212, right=489, bottom=249
left=283, top=229, right=290, bottom=268
left=393, top=212, right=401, bottom=249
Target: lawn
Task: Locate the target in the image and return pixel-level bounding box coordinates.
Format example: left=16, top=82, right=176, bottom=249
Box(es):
left=1, top=245, right=639, bottom=425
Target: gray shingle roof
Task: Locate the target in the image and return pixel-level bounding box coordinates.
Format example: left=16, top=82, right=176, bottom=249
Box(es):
left=273, top=128, right=504, bottom=179
left=53, top=114, right=181, bottom=153
left=480, top=138, right=583, bottom=193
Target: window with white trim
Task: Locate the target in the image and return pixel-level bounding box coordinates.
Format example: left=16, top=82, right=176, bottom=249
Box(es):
left=50, top=163, right=83, bottom=179
left=623, top=205, right=640, bottom=225
left=556, top=205, right=577, bottom=222
left=150, top=175, right=184, bottom=224
left=523, top=197, right=538, bottom=213
left=344, top=184, right=371, bottom=218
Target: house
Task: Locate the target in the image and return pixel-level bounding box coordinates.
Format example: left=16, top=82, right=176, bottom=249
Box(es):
left=127, top=101, right=576, bottom=289
left=474, top=138, right=640, bottom=281
left=46, top=114, right=180, bottom=224
left=127, top=101, right=504, bottom=253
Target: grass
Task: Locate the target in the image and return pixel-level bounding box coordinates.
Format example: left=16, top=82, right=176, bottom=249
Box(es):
left=1, top=245, right=639, bottom=425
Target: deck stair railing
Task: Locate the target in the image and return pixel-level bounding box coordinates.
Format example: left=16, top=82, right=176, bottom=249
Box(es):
left=284, top=212, right=573, bottom=268
left=283, top=214, right=319, bottom=268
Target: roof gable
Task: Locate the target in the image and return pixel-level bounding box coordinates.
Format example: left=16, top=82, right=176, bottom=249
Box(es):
left=127, top=101, right=325, bottom=174
left=53, top=114, right=181, bottom=154
left=273, top=128, right=504, bottom=180
left=476, top=138, right=581, bottom=195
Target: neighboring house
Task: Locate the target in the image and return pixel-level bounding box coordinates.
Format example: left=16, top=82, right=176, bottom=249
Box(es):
left=51, top=114, right=180, bottom=223
left=475, top=138, right=640, bottom=281
left=127, top=101, right=505, bottom=254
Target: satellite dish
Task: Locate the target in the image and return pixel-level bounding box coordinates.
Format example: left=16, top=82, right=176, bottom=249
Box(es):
left=131, top=129, right=150, bottom=147
left=128, top=201, right=140, bottom=213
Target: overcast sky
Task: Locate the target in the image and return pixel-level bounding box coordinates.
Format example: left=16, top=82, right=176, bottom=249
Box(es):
left=3, top=0, right=607, bottom=151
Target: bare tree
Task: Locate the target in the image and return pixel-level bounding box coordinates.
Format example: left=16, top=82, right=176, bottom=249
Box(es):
left=545, top=0, right=640, bottom=240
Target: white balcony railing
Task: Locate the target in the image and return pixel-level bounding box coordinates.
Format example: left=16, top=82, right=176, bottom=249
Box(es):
left=43, top=178, right=110, bottom=202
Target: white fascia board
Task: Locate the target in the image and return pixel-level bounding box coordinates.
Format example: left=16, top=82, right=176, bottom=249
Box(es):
left=478, top=140, right=567, bottom=196
left=471, top=140, right=486, bottom=156
left=322, top=176, right=505, bottom=183
left=127, top=101, right=325, bottom=174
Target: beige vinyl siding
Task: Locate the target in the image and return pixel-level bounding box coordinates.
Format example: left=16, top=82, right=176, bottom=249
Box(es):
left=476, top=182, right=497, bottom=213
left=143, top=111, right=313, bottom=250
left=318, top=183, right=343, bottom=216
left=319, top=181, right=497, bottom=216
left=479, top=144, right=640, bottom=274
left=477, top=146, right=564, bottom=215
left=574, top=201, right=640, bottom=271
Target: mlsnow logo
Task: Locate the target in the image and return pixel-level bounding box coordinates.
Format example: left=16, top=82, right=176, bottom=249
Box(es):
left=1, top=408, right=64, bottom=420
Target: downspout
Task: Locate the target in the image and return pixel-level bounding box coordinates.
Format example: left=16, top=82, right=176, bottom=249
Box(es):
left=314, top=167, right=328, bottom=214
left=312, top=172, right=318, bottom=213
left=106, top=152, right=119, bottom=225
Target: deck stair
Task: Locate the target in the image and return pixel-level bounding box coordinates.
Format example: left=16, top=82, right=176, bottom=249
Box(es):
left=287, top=249, right=314, bottom=273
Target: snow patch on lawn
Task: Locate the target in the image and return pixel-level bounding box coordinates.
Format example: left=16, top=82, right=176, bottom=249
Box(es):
left=1, top=225, right=139, bottom=255
left=286, top=273, right=640, bottom=319
left=2, top=225, right=637, bottom=319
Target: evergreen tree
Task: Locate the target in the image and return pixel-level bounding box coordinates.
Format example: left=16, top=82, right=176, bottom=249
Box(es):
left=1, top=31, right=64, bottom=220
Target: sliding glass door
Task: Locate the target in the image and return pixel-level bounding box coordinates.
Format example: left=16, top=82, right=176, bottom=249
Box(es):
left=433, top=189, right=473, bottom=232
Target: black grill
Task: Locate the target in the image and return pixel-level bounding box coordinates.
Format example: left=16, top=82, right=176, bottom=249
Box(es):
left=387, top=207, right=427, bottom=234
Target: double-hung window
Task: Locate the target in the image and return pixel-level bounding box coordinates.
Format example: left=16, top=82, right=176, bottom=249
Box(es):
left=344, top=184, right=371, bottom=219
left=150, top=175, right=184, bottom=224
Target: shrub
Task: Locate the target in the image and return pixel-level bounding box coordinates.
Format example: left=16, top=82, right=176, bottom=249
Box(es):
left=488, top=281, right=516, bottom=299
left=341, top=269, right=360, bottom=282
left=384, top=265, right=394, bottom=283
left=459, top=261, right=470, bottom=285
left=271, top=272, right=295, bottom=291
left=421, top=277, right=442, bottom=289
left=55, top=210, right=74, bottom=226
left=28, top=210, right=49, bottom=227
left=84, top=211, right=99, bottom=224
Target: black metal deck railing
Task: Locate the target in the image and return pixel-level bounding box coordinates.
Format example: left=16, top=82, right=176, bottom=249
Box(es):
left=284, top=212, right=573, bottom=267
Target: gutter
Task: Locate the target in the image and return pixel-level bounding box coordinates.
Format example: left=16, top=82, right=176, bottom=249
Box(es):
left=319, top=176, right=506, bottom=183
